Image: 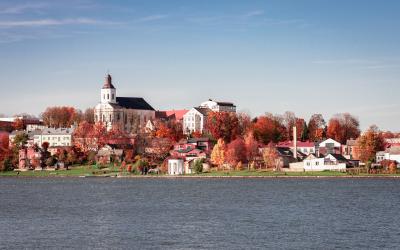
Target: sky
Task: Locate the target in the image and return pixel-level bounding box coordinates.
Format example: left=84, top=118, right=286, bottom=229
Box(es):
left=0, top=0, right=399, bottom=131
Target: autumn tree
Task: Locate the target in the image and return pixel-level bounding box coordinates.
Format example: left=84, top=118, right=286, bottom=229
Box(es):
left=41, top=106, right=81, bottom=128
left=308, top=114, right=326, bottom=141
left=282, top=111, right=296, bottom=140
left=83, top=108, right=95, bottom=124
left=226, top=138, right=247, bottom=167
left=237, top=112, right=253, bottom=137
left=0, top=133, right=10, bottom=163
left=253, top=114, right=286, bottom=144
left=262, top=144, right=280, bottom=170
left=244, top=131, right=259, bottom=166
left=206, top=112, right=240, bottom=143
left=211, top=138, right=226, bottom=168
left=354, top=125, right=385, bottom=163
left=327, top=113, right=360, bottom=144
left=13, top=118, right=25, bottom=130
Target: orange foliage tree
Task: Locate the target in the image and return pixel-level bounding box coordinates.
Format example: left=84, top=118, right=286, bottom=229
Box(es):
left=41, top=106, right=81, bottom=128
left=308, top=114, right=326, bottom=141
left=327, top=113, right=360, bottom=144
left=354, top=125, right=385, bottom=163
left=253, top=114, right=286, bottom=144
left=211, top=139, right=226, bottom=168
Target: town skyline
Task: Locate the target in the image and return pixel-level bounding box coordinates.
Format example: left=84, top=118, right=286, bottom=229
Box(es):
left=1, top=0, right=400, bottom=131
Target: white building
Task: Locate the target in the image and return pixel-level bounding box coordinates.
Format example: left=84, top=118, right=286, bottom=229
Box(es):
left=183, top=107, right=210, bottom=134
left=200, top=99, right=236, bottom=113
left=318, top=138, right=342, bottom=155
left=376, top=147, right=400, bottom=165
left=299, top=153, right=347, bottom=171
left=94, top=74, right=155, bottom=132
left=168, top=159, right=185, bottom=175
left=33, top=127, right=74, bottom=147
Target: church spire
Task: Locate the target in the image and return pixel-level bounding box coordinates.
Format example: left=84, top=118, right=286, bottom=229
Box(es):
left=102, top=74, right=115, bottom=89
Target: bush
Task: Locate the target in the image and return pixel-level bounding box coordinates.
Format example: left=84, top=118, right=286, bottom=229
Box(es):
left=194, top=159, right=204, bottom=174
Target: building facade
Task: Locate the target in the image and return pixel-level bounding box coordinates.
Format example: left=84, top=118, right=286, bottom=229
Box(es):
left=199, top=99, right=236, bottom=113
left=182, top=107, right=210, bottom=134
left=94, top=74, right=155, bottom=132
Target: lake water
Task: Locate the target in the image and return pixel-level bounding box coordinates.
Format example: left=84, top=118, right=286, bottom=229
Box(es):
left=0, top=178, right=400, bottom=249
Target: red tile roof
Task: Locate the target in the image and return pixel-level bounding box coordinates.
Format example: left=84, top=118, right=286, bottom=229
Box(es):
left=277, top=140, right=315, bottom=148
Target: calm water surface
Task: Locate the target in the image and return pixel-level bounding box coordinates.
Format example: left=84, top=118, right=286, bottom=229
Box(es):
left=0, top=178, right=400, bottom=249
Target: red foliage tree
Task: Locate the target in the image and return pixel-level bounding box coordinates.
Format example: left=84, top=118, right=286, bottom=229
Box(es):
left=327, top=113, right=360, bottom=144
left=226, top=138, right=247, bottom=166
left=206, top=112, right=240, bottom=142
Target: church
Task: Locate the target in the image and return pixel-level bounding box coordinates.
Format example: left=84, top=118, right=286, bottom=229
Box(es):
left=94, top=74, right=155, bottom=132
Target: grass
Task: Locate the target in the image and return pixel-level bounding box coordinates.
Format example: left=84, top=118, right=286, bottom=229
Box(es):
left=0, top=165, right=120, bottom=177
left=0, top=166, right=399, bottom=178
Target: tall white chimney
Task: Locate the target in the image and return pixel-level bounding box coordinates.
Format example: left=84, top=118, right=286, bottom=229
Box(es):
left=293, top=126, right=297, bottom=159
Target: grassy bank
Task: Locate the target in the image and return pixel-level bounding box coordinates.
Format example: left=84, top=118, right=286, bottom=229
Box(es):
left=1, top=166, right=400, bottom=178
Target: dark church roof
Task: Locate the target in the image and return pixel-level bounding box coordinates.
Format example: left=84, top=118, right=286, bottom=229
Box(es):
left=102, top=74, right=115, bottom=89
left=116, top=97, right=155, bottom=111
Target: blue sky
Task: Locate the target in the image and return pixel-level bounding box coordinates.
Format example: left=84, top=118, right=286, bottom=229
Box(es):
left=0, top=0, right=399, bottom=131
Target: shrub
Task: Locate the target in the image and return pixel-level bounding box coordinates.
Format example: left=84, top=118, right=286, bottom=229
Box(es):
left=194, top=159, right=204, bottom=174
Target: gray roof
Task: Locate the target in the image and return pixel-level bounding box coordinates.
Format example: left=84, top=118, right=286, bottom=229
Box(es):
left=41, top=127, right=74, bottom=135
left=194, top=107, right=211, bottom=116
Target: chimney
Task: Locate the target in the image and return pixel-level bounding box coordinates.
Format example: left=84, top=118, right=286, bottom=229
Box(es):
left=293, top=126, right=297, bottom=159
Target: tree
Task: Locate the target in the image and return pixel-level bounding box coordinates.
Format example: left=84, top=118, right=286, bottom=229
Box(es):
left=244, top=131, right=259, bottom=166
left=282, top=111, right=296, bottom=140
left=308, top=114, right=326, bottom=141
left=237, top=112, right=253, bottom=137
left=262, top=144, right=280, bottom=170
left=0, top=133, right=9, bottom=162
left=41, top=106, right=80, bottom=128
left=206, top=112, right=240, bottom=143
left=327, top=118, right=343, bottom=143
left=354, top=125, right=385, bottom=163
left=83, top=108, right=95, bottom=124
left=193, top=159, right=204, bottom=174
left=13, top=118, right=25, bottom=130
left=253, top=114, right=286, bottom=144
left=327, top=113, right=360, bottom=144
left=211, top=139, right=226, bottom=168
left=226, top=138, right=247, bottom=167
left=13, top=133, right=29, bottom=149
left=40, top=142, right=51, bottom=169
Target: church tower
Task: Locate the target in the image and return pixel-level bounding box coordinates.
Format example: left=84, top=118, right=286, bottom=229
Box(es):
left=101, top=74, right=117, bottom=104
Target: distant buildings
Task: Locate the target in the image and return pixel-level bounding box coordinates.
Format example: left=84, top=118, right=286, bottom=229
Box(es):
left=199, top=99, right=236, bottom=113
left=94, top=74, right=155, bottom=132
left=183, top=99, right=236, bottom=134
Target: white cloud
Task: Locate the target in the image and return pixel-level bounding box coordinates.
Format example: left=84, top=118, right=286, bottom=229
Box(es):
left=0, top=3, right=48, bottom=14
left=0, top=18, right=114, bottom=28
left=136, top=14, right=168, bottom=23
left=243, top=10, right=264, bottom=18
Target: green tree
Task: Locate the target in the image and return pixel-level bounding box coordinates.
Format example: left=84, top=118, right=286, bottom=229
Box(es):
left=193, top=159, right=204, bottom=174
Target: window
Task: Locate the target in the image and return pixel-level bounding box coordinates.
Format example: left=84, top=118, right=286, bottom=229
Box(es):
left=112, top=94, right=114, bottom=100
left=316, top=161, right=319, bottom=166
left=107, top=94, right=109, bottom=100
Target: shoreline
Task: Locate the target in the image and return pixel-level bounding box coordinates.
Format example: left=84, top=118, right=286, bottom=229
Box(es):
left=1, top=174, right=400, bottom=179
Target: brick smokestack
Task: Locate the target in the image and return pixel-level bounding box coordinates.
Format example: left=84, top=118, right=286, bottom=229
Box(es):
left=293, top=126, right=297, bottom=159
